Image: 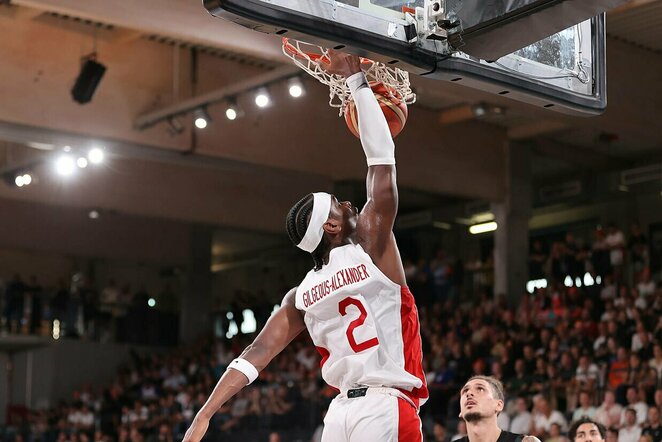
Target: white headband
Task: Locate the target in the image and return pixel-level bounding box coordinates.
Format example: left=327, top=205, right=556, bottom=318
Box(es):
left=297, top=192, right=332, bottom=253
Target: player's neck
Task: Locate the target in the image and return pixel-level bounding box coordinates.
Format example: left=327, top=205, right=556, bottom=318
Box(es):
left=466, top=418, right=501, bottom=442
left=323, top=237, right=356, bottom=263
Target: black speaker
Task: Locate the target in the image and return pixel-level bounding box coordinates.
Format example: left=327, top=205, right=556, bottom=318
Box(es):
left=71, top=57, right=106, bottom=104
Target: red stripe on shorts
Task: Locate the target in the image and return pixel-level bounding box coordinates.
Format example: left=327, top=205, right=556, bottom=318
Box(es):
left=398, top=397, right=422, bottom=442
left=400, top=286, right=429, bottom=407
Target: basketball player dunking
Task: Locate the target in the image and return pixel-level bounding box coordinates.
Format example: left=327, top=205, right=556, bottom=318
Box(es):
left=183, top=50, right=428, bottom=442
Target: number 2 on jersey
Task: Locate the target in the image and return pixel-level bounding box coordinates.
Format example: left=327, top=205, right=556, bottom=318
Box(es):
left=338, top=297, right=379, bottom=353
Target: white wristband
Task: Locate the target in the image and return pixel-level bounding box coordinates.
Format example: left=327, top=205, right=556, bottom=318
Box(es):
left=346, top=72, right=369, bottom=94
left=228, top=358, right=259, bottom=385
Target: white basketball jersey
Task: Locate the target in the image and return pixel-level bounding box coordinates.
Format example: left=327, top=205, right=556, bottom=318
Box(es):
left=295, top=243, right=428, bottom=406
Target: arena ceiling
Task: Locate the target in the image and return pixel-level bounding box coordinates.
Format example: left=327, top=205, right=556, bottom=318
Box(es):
left=0, top=0, right=661, bottom=239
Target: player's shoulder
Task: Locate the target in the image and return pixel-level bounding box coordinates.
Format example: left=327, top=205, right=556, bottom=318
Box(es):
left=282, top=286, right=298, bottom=306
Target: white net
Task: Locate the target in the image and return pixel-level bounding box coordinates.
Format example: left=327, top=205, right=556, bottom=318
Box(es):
left=282, top=38, right=416, bottom=116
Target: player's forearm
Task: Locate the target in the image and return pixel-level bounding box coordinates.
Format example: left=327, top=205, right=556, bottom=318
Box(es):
left=347, top=72, right=395, bottom=167
left=197, top=342, right=273, bottom=420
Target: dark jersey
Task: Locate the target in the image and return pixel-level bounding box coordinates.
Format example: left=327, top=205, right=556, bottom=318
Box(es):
left=642, top=426, right=662, bottom=442
left=456, top=430, right=524, bottom=442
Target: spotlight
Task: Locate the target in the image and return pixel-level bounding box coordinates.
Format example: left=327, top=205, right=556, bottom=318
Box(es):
left=88, top=210, right=99, bottom=219
left=255, top=87, right=271, bottom=108
left=22, top=174, right=32, bottom=186
left=77, top=157, right=88, bottom=168
left=55, top=155, right=76, bottom=177
left=63, top=146, right=72, bottom=153
left=226, top=107, right=237, bottom=121
left=288, top=77, right=305, bottom=98
left=15, top=175, right=25, bottom=187
left=469, top=221, right=497, bottom=235
left=194, top=108, right=211, bottom=129
left=224, top=99, right=243, bottom=121
left=166, top=116, right=184, bottom=135
left=148, top=298, right=156, bottom=308
left=88, top=147, right=104, bottom=164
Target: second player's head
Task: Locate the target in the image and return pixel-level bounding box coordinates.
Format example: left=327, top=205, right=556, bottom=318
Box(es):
left=459, top=376, right=505, bottom=423
left=286, top=192, right=359, bottom=269
left=568, top=417, right=606, bottom=442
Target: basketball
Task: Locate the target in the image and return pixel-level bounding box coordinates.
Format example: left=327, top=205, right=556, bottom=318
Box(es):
left=344, top=82, right=408, bottom=139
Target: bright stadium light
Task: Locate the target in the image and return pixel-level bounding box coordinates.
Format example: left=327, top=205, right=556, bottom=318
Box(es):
left=255, top=87, right=271, bottom=108
left=225, top=107, right=237, bottom=121
left=88, top=147, right=104, bottom=164
left=288, top=77, right=305, bottom=98
left=240, top=309, right=257, bottom=334
left=55, top=155, right=76, bottom=176
left=564, top=275, right=573, bottom=287
left=469, top=221, right=497, bottom=234
left=194, top=108, right=211, bottom=129
left=77, top=157, right=88, bottom=168
left=225, top=99, right=243, bottom=121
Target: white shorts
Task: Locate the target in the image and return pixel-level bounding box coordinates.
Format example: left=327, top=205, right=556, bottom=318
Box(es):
left=321, top=387, right=423, bottom=442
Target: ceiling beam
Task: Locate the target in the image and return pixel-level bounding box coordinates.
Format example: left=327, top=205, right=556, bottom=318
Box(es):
left=134, top=65, right=299, bottom=130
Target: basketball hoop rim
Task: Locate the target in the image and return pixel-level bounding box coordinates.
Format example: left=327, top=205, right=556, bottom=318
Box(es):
left=282, top=38, right=374, bottom=68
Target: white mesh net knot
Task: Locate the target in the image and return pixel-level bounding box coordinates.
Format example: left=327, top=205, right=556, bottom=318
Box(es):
left=282, top=38, right=416, bottom=116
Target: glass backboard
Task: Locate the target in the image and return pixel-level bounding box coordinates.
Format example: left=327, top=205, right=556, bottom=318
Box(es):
left=204, top=0, right=611, bottom=115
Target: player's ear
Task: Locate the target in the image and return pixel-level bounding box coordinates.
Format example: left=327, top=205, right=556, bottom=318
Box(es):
left=323, top=220, right=341, bottom=234
left=496, top=399, right=504, bottom=414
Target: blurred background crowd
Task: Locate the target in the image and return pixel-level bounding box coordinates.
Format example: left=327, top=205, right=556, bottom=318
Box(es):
left=1, top=221, right=661, bottom=442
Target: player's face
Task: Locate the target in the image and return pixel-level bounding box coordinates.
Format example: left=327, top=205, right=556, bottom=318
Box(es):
left=573, top=423, right=604, bottom=442
left=459, top=379, right=503, bottom=421
left=329, top=195, right=358, bottom=233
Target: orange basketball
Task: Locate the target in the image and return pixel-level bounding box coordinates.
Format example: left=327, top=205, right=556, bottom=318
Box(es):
left=344, top=82, right=408, bottom=139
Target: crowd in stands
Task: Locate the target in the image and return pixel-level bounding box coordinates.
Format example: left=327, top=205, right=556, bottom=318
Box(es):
left=0, top=275, right=179, bottom=345
left=1, top=221, right=661, bottom=442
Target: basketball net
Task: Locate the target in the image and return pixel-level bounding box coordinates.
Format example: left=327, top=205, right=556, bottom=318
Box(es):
left=282, top=38, right=416, bottom=116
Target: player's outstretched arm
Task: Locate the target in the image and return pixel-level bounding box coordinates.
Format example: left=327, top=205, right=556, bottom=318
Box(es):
left=322, top=50, right=404, bottom=285
left=183, top=288, right=305, bottom=442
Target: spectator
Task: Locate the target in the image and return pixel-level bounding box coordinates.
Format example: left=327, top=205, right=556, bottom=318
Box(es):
left=594, top=390, right=622, bottom=429
left=573, top=355, right=600, bottom=393
left=605, top=223, right=626, bottom=273
left=649, top=343, right=662, bottom=381
left=619, top=409, right=642, bottom=442
left=641, top=406, right=661, bottom=442
left=432, top=421, right=449, bottom=442
left=509, top=397, right=533, bottom=435
left=628, top=223, right=649, bottom=277
left=450, top=420, right=467, bottom=441
left=572, top=391, right=597, bottom=423
left=620, top=387, right=648, bottom=427
left=532, top=396, right=568, bottom=438
left=605, top=427, right=619, bottom=442
left=607, top=347, right=629, bottom=390
left=545, top=422, right=567, bottom=442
